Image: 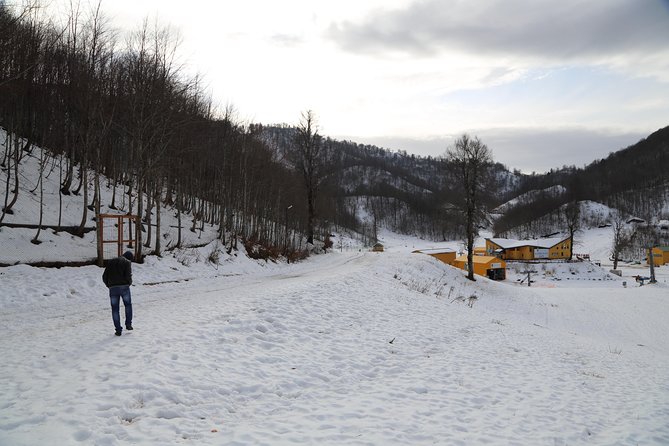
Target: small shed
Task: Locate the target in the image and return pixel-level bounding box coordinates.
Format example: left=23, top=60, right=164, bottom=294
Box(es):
left=452, top=255, right=506, bottom=280
left=413, top=248, right=457, bottom=265
left=659, top=220, right=669, bottom=232
left=626, top=217, right=646, bottom=225
left=372, top=243, right=385, bottom=252
left=648, top=247, right=669, bottom=266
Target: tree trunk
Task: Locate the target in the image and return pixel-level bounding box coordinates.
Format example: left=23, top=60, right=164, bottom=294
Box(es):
left=466, top=208, right=476, bottom=281
left=95, top=168, right=102, bottom=264
left=154, top=189, right=162, bottom=256
left=76, top=166, right=88, bottom=236
left=136, top=176, right=143, bottom=260
left=0, top=138, right=13, bottom=224
left=3, top=134, right=22, bottom=214
left=73, top=163, right=84, bottom=195
left=31, top=148, right=45, bottom=244
left=176, top=188, right=182, bottom=248
left=307, top=189, right=315, bottom=245
left=144, top=189, right=152, bottom=249
left=61, top=152, right=73, bottom=195
left=57, top=153, right=63, bottom=229
left=110, top=175, right=117, bottom=209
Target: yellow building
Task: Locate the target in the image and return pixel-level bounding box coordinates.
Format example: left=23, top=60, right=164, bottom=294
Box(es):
left=473, top=246, right=487, bottom=256
left=485, top=236, right=572, bottom=261
left=413, top=248, right=457, bottom=265
left=648, top=247, right=669, bottom=266
left=452, top=255, right=506, bottom=280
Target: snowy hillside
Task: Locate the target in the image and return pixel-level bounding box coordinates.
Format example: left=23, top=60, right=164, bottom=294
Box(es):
left=0, top=132, right=221, bottom=265
left=493, top=184, right=566, bottom=214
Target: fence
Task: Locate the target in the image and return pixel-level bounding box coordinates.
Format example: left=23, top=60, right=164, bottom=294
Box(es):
left=97, top=214, right=139, bottom=265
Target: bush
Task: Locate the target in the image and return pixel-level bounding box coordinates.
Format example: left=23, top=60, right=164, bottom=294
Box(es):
left=242, top=235, right=282, bottom=261
left=286, top=247, right=309, bottom=263
left=323, top=235, right=334, bottom=250
left=208, top=242, right=222, bottom=265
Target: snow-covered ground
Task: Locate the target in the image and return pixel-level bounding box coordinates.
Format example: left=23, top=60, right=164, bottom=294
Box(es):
left=3, top=131, right=669, bottom=444
left=2, top=227, right=669, bottom=445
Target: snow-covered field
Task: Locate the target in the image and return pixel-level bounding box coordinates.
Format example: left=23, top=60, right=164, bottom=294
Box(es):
left=2, top=228, right=669, bottom=445
left=3, top=132, right=669, bottom=444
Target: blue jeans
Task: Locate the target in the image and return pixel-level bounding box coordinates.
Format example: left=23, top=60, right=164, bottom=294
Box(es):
left=110, top=286, right=132, bottom=331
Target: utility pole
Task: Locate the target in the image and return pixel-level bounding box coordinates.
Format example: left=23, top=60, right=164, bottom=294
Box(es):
left=521, top=263, right=537, bottom=287
left=284, top=205, right=293, bottom=261
left=649, top=246, right=657, bottom=284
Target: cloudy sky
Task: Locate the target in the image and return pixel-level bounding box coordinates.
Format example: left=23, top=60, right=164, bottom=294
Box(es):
left=48, top=0, right=669, bottom=173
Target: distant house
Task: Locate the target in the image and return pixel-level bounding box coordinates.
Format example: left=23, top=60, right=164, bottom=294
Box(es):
left=648, top=247, right=669, bottom=266
left=485, top=236, right=572, bottom=261
left=372, top=243, right=384, bottom=252
left=659, top=220, right=669, bottom=232
left=413, top=248, right=457, bottom=265
left=626, top=217, right=646, bottom=225
left=473, top=246, right=487, bottom=256
left=452, top=255, right=506, bottom=280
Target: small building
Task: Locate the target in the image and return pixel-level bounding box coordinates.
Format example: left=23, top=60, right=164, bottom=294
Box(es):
left=372, top=243, right=384, bottom=252
left=473, top=246, right=487, bottom=256
left=413, top=248, right=457, bottom=265
left=452, top=255, right=506, bottom=280
left=648, top=247, right=669, bottom=266
left=626, top=217, right=646, bottom=225
left=485, top=236, right=572, bottom=261
left=659, top=220, right=669, bottom=233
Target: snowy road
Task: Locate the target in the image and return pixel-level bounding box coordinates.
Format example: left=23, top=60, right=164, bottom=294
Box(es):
left=2, top=251, right=669, bottom=445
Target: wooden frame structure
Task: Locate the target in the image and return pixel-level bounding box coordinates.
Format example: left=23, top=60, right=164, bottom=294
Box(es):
left=97, top=214, right=139, bottom=266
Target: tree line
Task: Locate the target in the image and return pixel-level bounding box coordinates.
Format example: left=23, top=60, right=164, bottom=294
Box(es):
left=261, top=124, right=517, bottom=243
left=0, top=2, right=314, bottom=260
left=1, top=2, right=516, bottom=263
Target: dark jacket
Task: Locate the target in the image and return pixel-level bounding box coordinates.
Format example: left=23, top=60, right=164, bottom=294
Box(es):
left=103, top=256, right=133, bottom=288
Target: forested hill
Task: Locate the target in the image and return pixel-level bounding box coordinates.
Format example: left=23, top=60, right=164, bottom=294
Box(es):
left=494, top=125, right=669, bottom=236
left=260, top=125, right=521, bottom=241
left=577, top=125, right=669, bottom=207
left=517, top=125, right=669, bottom=200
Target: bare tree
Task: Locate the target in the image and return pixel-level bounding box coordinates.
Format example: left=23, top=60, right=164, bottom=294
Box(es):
left=31, top=146, right=45, bottom=244
left=447, top=134, right=492, bottom=281
left=611, top=211, right=630, bottom=270
left=563, top=200, right=580, bottom=260
left=293, top=110, right=322, bottom=245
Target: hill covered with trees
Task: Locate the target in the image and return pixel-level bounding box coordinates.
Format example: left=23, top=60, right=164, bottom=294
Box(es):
left=493, top=125, right=669, bottom=237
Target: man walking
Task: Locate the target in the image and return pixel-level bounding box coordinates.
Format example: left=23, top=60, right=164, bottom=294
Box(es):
left=103, top=251, right=134, bottom=336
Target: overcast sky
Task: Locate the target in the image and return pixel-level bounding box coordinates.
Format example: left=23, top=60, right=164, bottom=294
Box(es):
left=47, top=0, right=669, bottom=173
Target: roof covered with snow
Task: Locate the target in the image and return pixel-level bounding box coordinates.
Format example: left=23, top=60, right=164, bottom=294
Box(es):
left=414, top=248, right=456, bottom=254
left=487, top=236, right=570, bottom=250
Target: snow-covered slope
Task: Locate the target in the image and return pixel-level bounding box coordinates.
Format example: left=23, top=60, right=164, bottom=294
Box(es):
left=0, top=132, right=220, bottom=265
left=493, top=185, right=566, bottom=214
left=1, top=244, right=668, bottom=445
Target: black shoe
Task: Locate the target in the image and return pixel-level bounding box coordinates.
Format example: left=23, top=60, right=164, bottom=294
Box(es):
left=115, top=330, right=122, bottom=336
left=126, top=325, right=133, bottom=331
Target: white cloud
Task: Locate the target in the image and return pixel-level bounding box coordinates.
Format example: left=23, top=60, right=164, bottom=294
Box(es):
left=327, top=0, right=669, bottom=77
left=354, top=127, right=650, bottom=174
left=41, top=0, right=669, bottom=172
